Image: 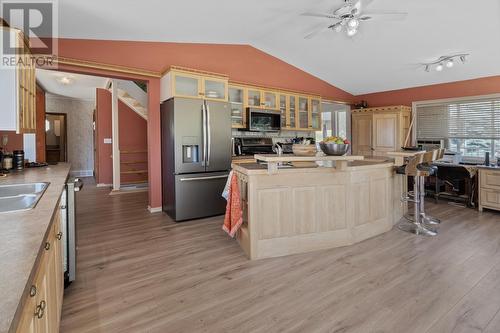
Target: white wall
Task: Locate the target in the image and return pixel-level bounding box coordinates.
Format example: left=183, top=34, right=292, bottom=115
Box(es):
left=45, top=94, right=95, bottom=177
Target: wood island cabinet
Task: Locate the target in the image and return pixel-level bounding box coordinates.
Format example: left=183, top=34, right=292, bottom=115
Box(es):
left=15, top=196, right=65, bottom=333
left=479, top=168, right=500, bottom=212
left=352, top=106, right=411, bottom=157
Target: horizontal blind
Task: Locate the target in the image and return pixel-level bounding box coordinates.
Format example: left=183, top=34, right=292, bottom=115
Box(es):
left=416, top=97, right=500, bottom=139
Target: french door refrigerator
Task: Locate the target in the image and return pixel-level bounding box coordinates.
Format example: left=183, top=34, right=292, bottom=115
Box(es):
left=161, top=97, right=232, bottom=221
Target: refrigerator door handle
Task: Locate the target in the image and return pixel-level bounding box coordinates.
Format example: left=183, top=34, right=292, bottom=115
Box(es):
left=179, top=174, right=229, bottom=182
left=206, top=102, right=211, bottom=167
left=201, top=101, right=207, bottom=167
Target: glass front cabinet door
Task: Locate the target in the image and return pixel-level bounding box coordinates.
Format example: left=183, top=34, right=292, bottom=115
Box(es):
left=203, top=78, right=227, bottom=101
left=247, top=89, right=261, bottom=108
left=229, top=86, right=245, bottom=128
left=298, top=96, right=309, bottom=129
left=289, top=95, right=297, bottom=129
left=173, top=73, right=200, bottom=98
left=310, top=98, right=321, bottom=130
left=279, top=95, right=287, bottom=128
left=263, top=91, right=278, bottom=109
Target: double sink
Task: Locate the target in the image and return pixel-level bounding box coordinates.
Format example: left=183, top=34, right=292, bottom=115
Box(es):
left=0, top=182, right=50, bottom=213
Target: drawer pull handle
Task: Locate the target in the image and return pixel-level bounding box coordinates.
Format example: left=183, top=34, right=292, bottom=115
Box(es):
left=29, top=285, right=37, bottom=297
left=56, top=232, right=63, bottom=240
left=44, top=242, right=50, bottom=251
left=35, top=300, right=46, bottom=319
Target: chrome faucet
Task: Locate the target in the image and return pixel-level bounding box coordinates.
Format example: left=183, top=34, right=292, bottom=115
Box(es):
left=274, top=143, right=283, bottom=156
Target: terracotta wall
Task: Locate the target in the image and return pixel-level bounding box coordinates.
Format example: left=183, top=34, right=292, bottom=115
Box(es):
left=0, top=131, right=23, bottom=152
left=57, top=39, right=354, bottom=103
left=35, top=85, right=46, bottom=162
left=356, top=76, right=500, bottom=107
left=95, top=88, right=112, bottom=185
left=94, top=88, right=148, bottom=185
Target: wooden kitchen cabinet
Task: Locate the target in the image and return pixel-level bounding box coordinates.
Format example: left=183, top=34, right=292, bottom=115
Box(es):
left=15, top=197, right=64, bottom=333
left=229, top=85, right=245, bottom=128
left=351, top=106, right=411, bottom=157
left=0, top=27, right=36, bottom=133
left=479, top=168, right=500, bottom=212
left=245, top=88, right=278, bottom=110
left=276, top=94, right=321, bottom=131
left=161, top=66, right=229, bottom=102
left=310, top=98, right=321, bottom=131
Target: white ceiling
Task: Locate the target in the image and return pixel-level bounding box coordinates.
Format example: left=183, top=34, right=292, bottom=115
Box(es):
left=36, top=69, right=108, bottom=100
left=56, top=0, right=500, bottom=95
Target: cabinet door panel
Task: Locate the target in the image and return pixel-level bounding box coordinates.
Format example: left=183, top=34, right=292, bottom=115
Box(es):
left=263, top=91, right=277, bottom=109
left=279, top=95, right=287, bottom=128
left=229, top=86, right=245, bottom=128
left=174, top=74, right=200, bottom=98
left=289, top=96, right=297, bottom=128
left=204, top=78, right=226, bottom=101
left=352, top=114, right=373, bottom=156
left=298, top=97, right=309, bottom=129
left=247, top=89, right=261, bottom=107
left=311, top=98, right=321, bottom=130
left=373, top=114, right=398, bottom=153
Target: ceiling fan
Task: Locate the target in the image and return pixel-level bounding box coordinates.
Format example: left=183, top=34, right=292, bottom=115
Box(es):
left=302, top=0, right=408, bottom=39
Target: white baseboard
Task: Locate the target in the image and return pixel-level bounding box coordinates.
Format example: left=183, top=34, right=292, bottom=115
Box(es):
left=148, top=206, right=162, bottom=213
left=96, top=183, right=112, bottom=188
left=71, top=170, right=94, bottom=177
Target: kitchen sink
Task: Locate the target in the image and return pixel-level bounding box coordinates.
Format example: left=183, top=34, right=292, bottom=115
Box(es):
left=0, top=182, right=50, bottom=213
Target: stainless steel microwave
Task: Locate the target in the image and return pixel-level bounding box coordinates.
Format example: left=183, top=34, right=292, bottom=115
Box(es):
left=246, top=108, right=281, bottom=132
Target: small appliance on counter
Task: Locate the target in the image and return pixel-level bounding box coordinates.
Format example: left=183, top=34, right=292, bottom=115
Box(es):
left=12, top=150, right=24, bottom=170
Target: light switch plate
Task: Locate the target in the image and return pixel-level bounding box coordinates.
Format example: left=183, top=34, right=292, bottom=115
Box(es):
left=104, top=138, right=112, bottom=144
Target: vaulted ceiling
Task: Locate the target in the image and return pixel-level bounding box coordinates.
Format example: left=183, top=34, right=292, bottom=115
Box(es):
left=55, top=0, right=500, bottom=95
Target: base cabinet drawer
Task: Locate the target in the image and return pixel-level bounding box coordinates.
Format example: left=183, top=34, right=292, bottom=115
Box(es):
left=480, top=170, right=500, bottom=191
left=480, top=189, right=500, bottom=210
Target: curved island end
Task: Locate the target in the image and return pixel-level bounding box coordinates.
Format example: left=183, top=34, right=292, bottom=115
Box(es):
left=232, top=154, right=403, bottom=260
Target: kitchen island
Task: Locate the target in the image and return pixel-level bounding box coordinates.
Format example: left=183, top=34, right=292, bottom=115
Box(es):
left=232, top=155, right=403, bottom=260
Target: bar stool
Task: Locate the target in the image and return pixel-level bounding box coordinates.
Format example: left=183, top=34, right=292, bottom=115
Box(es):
left=417, top=150, right=441, bottom=226
left=396, top=154, right=437, bottom=236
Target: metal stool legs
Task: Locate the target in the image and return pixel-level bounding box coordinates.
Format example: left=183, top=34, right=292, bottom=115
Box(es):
left=419, top=176, right=441, bottom=226
left=398, top=176, right=437, bottom=236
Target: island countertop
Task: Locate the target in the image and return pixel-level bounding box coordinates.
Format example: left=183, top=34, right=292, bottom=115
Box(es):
left=0, top=164, right=70, bottom=333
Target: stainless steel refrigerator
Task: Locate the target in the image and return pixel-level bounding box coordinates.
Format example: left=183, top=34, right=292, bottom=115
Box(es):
left=161, top=97, right=232, bottom=221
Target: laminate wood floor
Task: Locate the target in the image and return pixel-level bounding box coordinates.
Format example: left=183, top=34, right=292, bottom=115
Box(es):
left=60, top=179, right=500, bottom=333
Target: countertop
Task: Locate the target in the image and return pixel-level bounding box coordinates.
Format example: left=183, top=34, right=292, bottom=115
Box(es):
left=254, top=153, right=364, bottom=162
left=233, top=160, right=394, bottom=176
left=0, top=164, right=71, bottom=333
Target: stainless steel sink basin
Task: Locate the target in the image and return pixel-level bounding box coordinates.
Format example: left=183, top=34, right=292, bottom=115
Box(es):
left=0, top=182, right=50, bottom=213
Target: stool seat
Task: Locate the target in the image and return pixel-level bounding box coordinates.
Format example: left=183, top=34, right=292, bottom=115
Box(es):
left=417, top=164, right=437, bottom=176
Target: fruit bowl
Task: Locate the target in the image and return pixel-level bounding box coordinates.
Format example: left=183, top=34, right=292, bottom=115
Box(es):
left=319, top=142, right=350, bottom=156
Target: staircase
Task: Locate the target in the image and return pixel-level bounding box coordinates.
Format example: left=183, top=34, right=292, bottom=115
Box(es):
left=109, top=79, right=148, bottom=120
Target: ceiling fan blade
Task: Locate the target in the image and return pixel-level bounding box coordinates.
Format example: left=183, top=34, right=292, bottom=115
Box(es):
left=359, top=12, right=408, bottom=21
left=304, top=24, right=335, bottom=39
left=301, top=12, right=336, bottom=19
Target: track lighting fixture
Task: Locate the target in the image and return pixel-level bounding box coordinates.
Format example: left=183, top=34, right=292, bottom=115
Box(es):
left=422, top=54, right=469, bottom=72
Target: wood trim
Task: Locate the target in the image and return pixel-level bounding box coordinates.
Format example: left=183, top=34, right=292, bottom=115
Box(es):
left=164, top=65, right=228, bottom=79
left=230, top=80, right=323, bottom=100
left=40, top=56, right=162, bottom=78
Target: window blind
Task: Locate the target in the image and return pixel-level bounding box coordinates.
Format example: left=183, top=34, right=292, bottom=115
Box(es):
left=416, top=97, right=500, bottom=139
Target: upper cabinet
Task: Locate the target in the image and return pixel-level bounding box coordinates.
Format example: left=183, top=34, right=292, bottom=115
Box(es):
left=160, top=66, right=326, bottom=131
left=161, top=66, right=229, bottom=102
left=0, top=27, right=36, bottom=133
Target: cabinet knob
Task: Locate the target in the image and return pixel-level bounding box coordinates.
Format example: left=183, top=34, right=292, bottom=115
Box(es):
left=56, top=232, right=63, bottom=240
left=35, top=300, right=46, bottom=319
left=29, top=285, right=37, bottom=297
left=44, top=242, right=50, bottom=251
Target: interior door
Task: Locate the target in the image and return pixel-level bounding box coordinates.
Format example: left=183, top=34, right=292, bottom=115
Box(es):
left=173, top=98, right=205, bottom=174
left=352, top=114, right=373, bottom=156
left=206, top=100, right=232, bottom=172
left=372, top=113, right=398, bottom=155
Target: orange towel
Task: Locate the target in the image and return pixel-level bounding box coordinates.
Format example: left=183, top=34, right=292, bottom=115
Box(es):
left=222, top=173, right=243, bottom=238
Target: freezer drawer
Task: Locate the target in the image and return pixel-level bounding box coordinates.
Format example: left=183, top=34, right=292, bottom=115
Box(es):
left=173, top=172, right=229, bottom=221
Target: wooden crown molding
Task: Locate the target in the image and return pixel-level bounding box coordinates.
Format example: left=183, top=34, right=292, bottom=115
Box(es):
left=37, top=56, right=162, bottom=78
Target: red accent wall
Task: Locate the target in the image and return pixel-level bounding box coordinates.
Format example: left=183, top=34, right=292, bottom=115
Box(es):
left=56, top=39, right=354, bottom=102
left=94, top=88, right=148, bottom=186
left=356, top=76, right=500, bottom=107
left=0, top=131, right=23, bottom=152
left=95, top=88, right=112, bottom=185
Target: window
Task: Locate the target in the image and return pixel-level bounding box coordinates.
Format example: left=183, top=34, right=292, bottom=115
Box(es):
left=315, top=102, right=350, bottom=142
left=416, top=95, right=500, bottom=160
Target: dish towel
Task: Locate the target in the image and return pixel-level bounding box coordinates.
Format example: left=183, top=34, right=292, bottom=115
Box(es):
left=222, top=171, right=243, bottom=238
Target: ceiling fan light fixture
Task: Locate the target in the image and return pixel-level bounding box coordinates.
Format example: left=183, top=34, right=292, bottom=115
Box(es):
left=435, top=63, right=444, bottom=72
left=460, top=55, right=467, bottom=63
left=445, top=59, right=454, bottom=68
left=346, top=28, right=358, bottom=37
left=347, top=18, right=359, bottom=29
left=334, top=24, right=343, bottom=32
left=424, top=65, right=430, bottom=72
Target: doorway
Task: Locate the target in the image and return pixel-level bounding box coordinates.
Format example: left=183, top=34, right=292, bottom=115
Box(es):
left=45, top=113, right=67, bottom=163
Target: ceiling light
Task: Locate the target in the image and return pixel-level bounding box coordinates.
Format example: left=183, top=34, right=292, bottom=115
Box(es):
left=58, top=76, right=72, bottom=85
left=422, top=53, right=469, bottom=73
left=445, top=59, right=454, bottom=68
left=334, top=24, right=343, bottom=32
left=435, top=63, right=444, bottom=72
left=346, top=28, right=358, bottom=37
left=347, top=18, right=359, bottom=29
